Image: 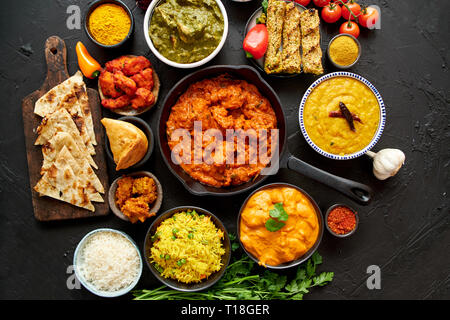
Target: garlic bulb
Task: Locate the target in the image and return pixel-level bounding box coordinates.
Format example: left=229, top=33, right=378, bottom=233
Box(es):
left=366, top=149, right=405, bottom=180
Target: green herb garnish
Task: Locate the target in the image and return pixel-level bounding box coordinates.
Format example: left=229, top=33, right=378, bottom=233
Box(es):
left=261, top=0, right=268, bottom=14
left=154, top=263, right=163, bottom=273
left=265, top=202, right=288, bottom=232
left=134, top=238, right=333, bottom=301
left=151, top=232, right=161, bottom=242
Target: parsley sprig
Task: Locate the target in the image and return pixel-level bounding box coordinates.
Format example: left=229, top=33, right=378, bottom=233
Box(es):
left=133, top=235, right=333, bottom=300
left=265, top=202, right=288, bottom=232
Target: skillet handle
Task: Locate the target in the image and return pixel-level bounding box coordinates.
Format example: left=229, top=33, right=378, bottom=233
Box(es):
left=287, top=155, right=372, bottom=205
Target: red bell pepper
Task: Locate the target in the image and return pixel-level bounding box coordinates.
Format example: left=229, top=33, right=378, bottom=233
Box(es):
left=243, top=24, right=268, bottom=60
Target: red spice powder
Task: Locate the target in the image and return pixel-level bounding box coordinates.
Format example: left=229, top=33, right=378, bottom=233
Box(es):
left=327, top=206, right=357, bottom=235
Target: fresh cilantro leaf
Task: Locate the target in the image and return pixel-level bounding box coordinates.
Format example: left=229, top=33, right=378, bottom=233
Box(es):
left=311, top=252, right=323, bottom=266
left=297, top=279, right=312, bottom=294
left=269, top=202, right=288, bottom=221
left=261, top=271, right=287, bottom=292
left=265, top=203, right=289, bottom=232
left=306, top=259, right=316, bottom=277
left=291, top=293, right=304, bottom=300
left=231, top=242, right=240, bottom=252
left=265, top=218, right=285, bottom=232
left=295, top=268, right=307, bottom=282
left=313, top=272, right=334, bottom=286
left=228, top=233, right=236, bottom=241
left=133, top=251, right=334, bottom=301
left=261, top=0, right=268, bottom=14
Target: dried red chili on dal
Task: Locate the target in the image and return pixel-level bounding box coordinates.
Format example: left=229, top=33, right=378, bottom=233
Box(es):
left=327, top=206, right=356, bottom=235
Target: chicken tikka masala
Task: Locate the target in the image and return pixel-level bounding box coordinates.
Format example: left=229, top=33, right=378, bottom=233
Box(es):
left=166, top=75, right=277, bottom=187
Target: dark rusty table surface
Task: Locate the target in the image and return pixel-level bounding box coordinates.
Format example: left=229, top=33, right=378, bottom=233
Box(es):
left=0, top=0, right=448, bottom=299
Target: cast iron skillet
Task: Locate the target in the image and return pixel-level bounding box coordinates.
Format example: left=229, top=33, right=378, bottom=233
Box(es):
left=157, top=65, right=372, bottom=204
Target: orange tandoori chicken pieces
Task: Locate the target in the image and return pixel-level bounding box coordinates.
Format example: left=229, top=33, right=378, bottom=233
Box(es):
left=123, top=56, right=151, bottom=76
left=99, top=56, right=155, bottom=110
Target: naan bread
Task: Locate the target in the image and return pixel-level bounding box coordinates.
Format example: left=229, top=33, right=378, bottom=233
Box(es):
left=34, top=147, right=95, bottom=212
left=42, top=132, right=104, bottom=194
left=56, top=91, right=95, bottom=155
left=74, top=80, right=96, bottom=146
left=54, top=146, right=103, bottom=202
left=35, top=108, right=97, bottom=169
left=101, top=118, right=148, bottom=171
left=34, top=71, right=97, bottom=147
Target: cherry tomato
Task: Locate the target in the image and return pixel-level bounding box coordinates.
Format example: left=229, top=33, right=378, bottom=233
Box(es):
left=321, top=3, right=342, bottom=23
left=294, top=0, right=311, bottom=6
left=341, top=0, right=361, bottom=20
left=313, top=0, right=330, bottom=7
left=359, top=6, right=380, bottom=29
left=339, top=20, right=360, bottom=38
left=243, top=24, right=269, bottom=60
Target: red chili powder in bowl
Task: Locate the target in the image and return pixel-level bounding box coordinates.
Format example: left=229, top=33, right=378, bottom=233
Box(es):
left=327, top=206, right=357, bottom=235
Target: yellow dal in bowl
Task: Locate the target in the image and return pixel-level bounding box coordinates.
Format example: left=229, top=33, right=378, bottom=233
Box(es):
left=303, top=77, right=380, bottom=156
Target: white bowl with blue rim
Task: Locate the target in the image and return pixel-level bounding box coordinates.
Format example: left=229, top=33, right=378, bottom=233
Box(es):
left=73, top=228, right=143, bottom=298
left=299, top=72, right=386, bottom=160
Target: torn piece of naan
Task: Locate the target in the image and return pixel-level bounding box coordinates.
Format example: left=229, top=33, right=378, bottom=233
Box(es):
left=74, top=79, right=96, bottom=146
left=34, top=71, right=97, bottom=147
left=35, top=108, right=97, bottom=169
left=55, top=91, right=95, bottom=155
left=34, top=148, right=95, bottom=212
left=41, top=132, right=104, bottom=194
left=54, top=146, right=103, bottom=202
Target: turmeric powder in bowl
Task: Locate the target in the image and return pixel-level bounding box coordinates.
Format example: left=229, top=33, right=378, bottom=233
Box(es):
left=87, top=2, right=132, bottom=46
left=328, top=34, right=361, bottom=68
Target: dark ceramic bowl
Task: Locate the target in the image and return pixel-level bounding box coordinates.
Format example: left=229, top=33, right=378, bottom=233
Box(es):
left=237, top=182, right=324, bottom=269
left=143, top=206, right=231, bottom=292
left=108, top=171, right=163, bottom=222
left=325, top=203, right=359, bottom=238
left=84, top=0, right=134, bottom=48
left=104, top=116, right=154, bottom=171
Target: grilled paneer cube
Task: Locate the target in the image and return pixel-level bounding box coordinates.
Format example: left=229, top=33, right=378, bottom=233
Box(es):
left=300, top=8, right=323, bottom=75
left=281, top=3, right=302, bottom=74
left=264, top=0, right=286, bottom=74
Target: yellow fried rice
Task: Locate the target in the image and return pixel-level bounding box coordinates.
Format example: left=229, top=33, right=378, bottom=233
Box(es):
left=150, top=210, right=225, bottom=283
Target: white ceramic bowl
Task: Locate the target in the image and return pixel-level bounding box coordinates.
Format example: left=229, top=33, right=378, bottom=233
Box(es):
left=73, top=228, right=143, bottom=298
left=299, top=72, right=386, bottom=160
left=143, top=0, right=229, bottom=69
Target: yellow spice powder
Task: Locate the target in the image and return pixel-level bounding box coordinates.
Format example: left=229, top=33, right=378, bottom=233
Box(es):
left=88, top=4, right=131, bottom=46
left=329, top=36, right=359, bottom=66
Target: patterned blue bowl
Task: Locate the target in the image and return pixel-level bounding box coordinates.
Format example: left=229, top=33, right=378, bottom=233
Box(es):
left=299, top=72, right=386, bottom=160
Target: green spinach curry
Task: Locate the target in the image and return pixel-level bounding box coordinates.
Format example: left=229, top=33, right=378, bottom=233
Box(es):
left=149, top=0, right=224, bottom=64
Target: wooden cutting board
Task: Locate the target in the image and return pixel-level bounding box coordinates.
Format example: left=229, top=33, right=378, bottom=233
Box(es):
left=22, top=36, right=109, bottom=221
